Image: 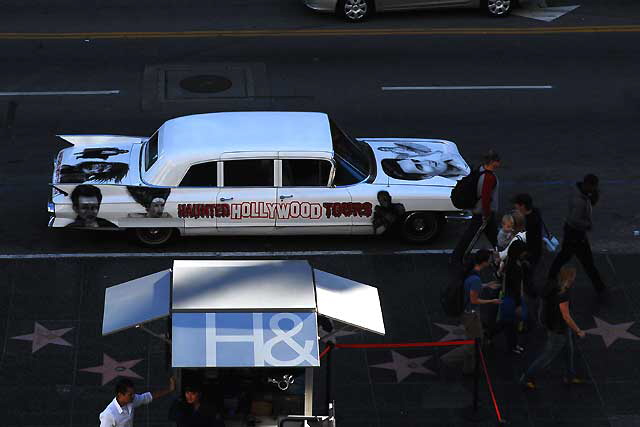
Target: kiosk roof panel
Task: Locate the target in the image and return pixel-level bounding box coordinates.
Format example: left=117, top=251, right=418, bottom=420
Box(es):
left=102, top=270, right=171, bottom=335
left=314, top=269, right=385, bottom=335
left=172, top=260, right=316, bottom=312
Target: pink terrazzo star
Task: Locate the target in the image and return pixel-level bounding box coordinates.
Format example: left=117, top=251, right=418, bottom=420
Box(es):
left=11, top=322, right=73, bottom=353
left=80, top=353, right=143, bottom=385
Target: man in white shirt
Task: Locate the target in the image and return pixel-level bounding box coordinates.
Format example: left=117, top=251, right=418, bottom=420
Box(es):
left=99, top=376, right=175, bottom=427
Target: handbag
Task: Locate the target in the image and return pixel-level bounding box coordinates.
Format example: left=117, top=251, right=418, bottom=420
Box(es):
left=541, top=219, right=559, bottom=252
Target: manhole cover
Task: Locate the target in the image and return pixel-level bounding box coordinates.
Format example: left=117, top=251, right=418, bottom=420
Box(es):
left=179, top=75, right=233, bottom=94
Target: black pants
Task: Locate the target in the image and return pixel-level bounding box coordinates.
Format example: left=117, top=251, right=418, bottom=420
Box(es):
left=452, top=213, right=498, bottom=262
left=548, top=224, right=605, bottom=292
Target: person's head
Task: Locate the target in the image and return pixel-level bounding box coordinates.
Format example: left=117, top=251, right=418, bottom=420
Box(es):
left=501, top=214, right=514, bottom=232
left=512, top=210, right=526, bottom=232
left=148, top=197, right=167, bottom=218
left=511, top=193, right=533, bottom=215
left=558, top=266, right=577, bottom=291
left=482, top=149, right=501, bottom=171
left=377, top=191, right=392, bottom=207
left=582, top=174, right=599, bottom=193
left=70, top=184, right=102, bottom=222
left=115, top=378, right=135, bottom=405
left=473, top=249, right=492, bottom=269
left=184, top=384, right=202, bottom=405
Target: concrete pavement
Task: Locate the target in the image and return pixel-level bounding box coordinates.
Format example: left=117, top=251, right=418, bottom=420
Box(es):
left=1, top=253, right=639, bottom=426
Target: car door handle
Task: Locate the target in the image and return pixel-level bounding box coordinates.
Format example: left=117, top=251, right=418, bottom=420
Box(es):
left=279, top=195, right=293, bottom=200
left=220, top=197, right=234, bottom=202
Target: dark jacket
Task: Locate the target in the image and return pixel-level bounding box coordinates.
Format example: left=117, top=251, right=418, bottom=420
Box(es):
left=168, top=399, right=224, bottom=427
left=525, top=208, right=543, bottom=265
left=565, top=183, right=593, bottom=232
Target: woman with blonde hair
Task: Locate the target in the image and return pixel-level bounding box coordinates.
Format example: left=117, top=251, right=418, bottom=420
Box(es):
left=519, top=266, right=586, bottom=390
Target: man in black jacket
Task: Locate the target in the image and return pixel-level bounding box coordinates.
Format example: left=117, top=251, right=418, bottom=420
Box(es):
left=512, top=193, right=543, bottom=295
left=548, top=174, right=606, bottom=293
left=168, top=384, right=224, bottom=427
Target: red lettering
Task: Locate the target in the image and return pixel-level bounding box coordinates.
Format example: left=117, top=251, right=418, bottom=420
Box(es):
left=178, top=204, right=185, bottom=218
left=322, top=203, right=333, bottom=218
left=186, top=204, right=193, bottom=218
left=362, top=202, right=373, bottom=217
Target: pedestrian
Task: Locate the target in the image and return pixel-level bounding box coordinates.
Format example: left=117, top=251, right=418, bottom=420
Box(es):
left=548, top=174, right=606, bottom=294
left=496, top=240, right=528, bottom=355
left=497, top=213, right=515, bottom=252
left=512, top=193, right=543, bottom=268
left=452, top=150, right=501, bottom=262
left=442, top=249, right=501, bottom=374
left=520, top=266, right=586, bottom=390
left=168, top=383, right=225, bottom=427
left=99, top=377, right=175, bottom=427
left=512, top=193, right=544, bottom=331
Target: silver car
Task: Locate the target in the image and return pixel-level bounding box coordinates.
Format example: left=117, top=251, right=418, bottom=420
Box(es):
left=303, top=0, right=513, bottom=21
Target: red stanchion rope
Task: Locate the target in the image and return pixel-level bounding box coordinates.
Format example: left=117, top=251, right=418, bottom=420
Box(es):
left=319, top=339, right=504, bottom=423
left=478, top=347, right=504, bottom=423
left=334, top=340, right=474, bottom=349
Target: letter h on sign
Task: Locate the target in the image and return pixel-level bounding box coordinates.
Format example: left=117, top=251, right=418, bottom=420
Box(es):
left=203, top=312, right=319, bottom=367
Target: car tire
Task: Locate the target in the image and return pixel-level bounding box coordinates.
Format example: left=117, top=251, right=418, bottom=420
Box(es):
left=338, top=0, right=373, bottom=22
left=400, top=212, right=443, bottom=243
left=134, top=227, right=175, bottom=246
left=485, top=0, right=514, bottom=17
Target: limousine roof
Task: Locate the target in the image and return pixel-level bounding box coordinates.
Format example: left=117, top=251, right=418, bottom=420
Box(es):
left=144, top=112, right=335, bottom=186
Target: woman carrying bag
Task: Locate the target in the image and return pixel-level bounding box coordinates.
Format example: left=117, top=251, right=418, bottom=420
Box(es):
left=496, top=239, right=529, bottom=355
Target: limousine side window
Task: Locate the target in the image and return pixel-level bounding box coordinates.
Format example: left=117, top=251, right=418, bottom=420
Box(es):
left=224, top=159, right=274, bottom=187
left=282, top=159, right=331, bottom=187
left=179, top=161, right=218, bottom=187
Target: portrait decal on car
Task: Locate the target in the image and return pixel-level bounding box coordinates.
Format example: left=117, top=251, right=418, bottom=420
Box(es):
left=65, top=185, right=117, bottom=228
left=127, top=187, right=172, bottom=218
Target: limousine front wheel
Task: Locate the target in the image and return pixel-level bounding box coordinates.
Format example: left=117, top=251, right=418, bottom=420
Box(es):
left=401, top=212, right=443, bottom=243
left=134, top=227, right=175, bottom=246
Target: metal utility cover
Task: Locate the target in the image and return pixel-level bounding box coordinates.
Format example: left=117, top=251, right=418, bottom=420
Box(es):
left=102, top=270, right=171, bottom=335
left=172, top=260, right=316, bottom=312
left=313, top=269, right=386, bottom=335
left=172, top=311, right=319, bottom=367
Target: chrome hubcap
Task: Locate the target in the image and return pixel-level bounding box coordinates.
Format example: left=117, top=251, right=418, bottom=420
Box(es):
left=413, top=218, right=425, bottom=232
left=344, top=0, right=368, bottom=20
left=488, top=0, right=511, bottom=15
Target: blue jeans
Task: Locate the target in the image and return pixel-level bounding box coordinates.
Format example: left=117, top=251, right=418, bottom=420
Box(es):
left=524, top=328, right=575, bottom=379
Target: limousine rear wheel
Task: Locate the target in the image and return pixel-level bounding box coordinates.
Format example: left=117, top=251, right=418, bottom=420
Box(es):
left=134, top=227, right=175, bottom=246
left=401, top=212, right=442, bottom=243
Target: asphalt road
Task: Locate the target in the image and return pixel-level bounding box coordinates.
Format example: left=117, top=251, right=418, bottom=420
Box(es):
left=1, top=0, right=639, bottom=257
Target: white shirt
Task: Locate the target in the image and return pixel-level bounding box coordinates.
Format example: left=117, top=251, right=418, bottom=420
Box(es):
left=99, top=392, right=153, bottom=427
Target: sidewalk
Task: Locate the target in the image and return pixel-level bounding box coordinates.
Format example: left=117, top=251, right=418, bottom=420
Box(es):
left=0, top=254, right=639, bottom=426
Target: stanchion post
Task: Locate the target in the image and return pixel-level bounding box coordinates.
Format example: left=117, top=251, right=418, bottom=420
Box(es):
left=325, top=341, right=335, bottom=415
left=473, top=337, right=480, bottom=414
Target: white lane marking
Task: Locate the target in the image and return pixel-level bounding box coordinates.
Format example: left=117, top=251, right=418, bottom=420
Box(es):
left=0, top=90, right=120, bottom=96
left=382, top=86, right=553, bottom=91
left=513, top=5, right=580, bottom=23
left=0, top=249, right=454, bottom=259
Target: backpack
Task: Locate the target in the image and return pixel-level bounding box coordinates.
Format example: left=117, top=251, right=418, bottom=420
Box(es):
left=441, top=260, right=477, bottom=317
left=450, top=169, right=486, bottom=210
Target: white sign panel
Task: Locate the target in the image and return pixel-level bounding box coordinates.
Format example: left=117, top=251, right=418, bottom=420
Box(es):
left=172, top=312, right=319, bottom=368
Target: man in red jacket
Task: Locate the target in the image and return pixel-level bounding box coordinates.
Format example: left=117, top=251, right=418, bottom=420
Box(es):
left=452, top=150, right=501, bottom=262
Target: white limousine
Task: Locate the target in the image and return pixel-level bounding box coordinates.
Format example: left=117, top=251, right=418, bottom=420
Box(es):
left=49, top=111, right=470, bottom=245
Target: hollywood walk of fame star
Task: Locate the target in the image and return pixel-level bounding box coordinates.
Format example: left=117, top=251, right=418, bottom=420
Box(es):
left=319, top=328, right=359, bottom=344
left=11, top=322, right=73, bottom=353
left=434, top=323, right=467, bottom=342
left=585, top=317, right=640, bottom=348
left=370, top=350, right=435, bottom=383
left=80, top=354, right=144, bottom=385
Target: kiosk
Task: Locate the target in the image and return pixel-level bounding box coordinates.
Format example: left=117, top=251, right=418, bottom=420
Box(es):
left=101, top=260, right=386, bottom=427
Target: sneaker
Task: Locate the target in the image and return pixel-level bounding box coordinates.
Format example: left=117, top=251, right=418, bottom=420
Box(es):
left=516, top=345, right=525, bottom=352
left=563, top=377, right=586, bottom=385
left=511, top=347, right=524, bottom=355
left=521, top=378, right=537, bottom=390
